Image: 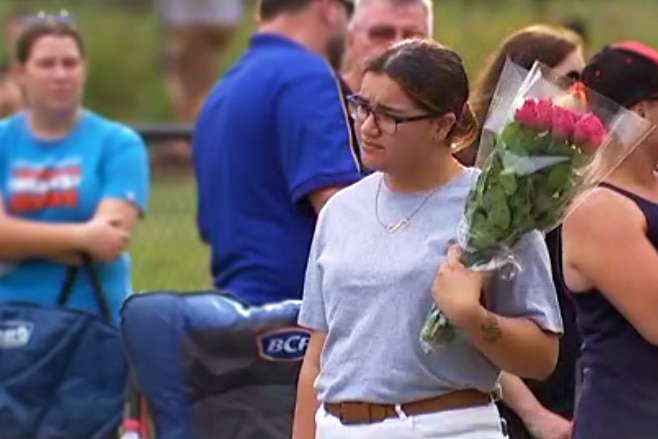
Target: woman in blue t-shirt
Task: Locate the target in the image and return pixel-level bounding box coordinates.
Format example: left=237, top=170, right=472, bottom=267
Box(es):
left=0, top=14, right=149, bottom=323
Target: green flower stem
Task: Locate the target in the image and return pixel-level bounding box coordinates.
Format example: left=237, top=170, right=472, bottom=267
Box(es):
left=420, top=121, right=591, bottom=351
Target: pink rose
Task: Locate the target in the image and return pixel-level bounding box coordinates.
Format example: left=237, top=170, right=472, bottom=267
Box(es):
left=551, top=106, right=578, bottom=140
left=515, top=99, right=539, bottom=127
left=572, top=113, right=607, bottom=151
left=535, top=100, right=554, bottom=131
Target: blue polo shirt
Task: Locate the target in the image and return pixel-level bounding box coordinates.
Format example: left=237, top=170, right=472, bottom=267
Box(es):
left=193, top=33, right=362, bottom=306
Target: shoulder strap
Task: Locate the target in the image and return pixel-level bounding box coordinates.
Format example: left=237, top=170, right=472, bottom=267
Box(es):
left=599, top=181, right=658, bottom=224
left=599, top=181, right=645, bottom=204
left=57, top=254, right=112, bottom=322
left=547, top=227, right=564, bottom=284
left=546, top=226, right=580, bottom=300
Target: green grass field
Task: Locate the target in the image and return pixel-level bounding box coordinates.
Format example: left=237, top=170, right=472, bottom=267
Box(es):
left=131, top=173, right=210, bottom=292
left=2, top=0, right=657, bottom=291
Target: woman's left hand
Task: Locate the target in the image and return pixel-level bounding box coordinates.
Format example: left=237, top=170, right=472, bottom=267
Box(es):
left=432, top=245, right=488, bottom=326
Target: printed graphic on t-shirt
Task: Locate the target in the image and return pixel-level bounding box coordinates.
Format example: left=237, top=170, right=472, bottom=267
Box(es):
left=7, top=159, right=82, bottom=213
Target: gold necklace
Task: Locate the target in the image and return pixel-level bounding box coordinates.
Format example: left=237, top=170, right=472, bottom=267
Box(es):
left=374, top=175, right=441, bottom=233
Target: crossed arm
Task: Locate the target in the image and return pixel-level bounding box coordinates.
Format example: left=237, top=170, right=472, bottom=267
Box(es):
left=0, top=195, right=138, bottom=264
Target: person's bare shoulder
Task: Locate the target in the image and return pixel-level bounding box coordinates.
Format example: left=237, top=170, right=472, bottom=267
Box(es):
left=565, top=186, right=645, bottom=236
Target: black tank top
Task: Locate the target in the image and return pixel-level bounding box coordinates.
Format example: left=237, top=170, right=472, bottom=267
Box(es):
left=498, top=227, right=581, bottom=439
left=569, top=182, right=658, bottom=439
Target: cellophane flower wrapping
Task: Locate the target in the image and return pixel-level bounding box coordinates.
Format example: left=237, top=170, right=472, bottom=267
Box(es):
left=420, top=60, right=657, bottom=352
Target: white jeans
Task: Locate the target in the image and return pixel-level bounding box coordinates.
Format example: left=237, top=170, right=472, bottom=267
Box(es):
left=316, top=403, right=506, bottom=439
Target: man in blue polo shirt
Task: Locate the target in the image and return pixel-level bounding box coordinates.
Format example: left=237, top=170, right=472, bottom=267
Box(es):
left=193, top=0, right=361, bottom=306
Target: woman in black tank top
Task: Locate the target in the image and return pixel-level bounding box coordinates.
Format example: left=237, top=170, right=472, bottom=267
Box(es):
left=562, top=42, right=658, bottom=439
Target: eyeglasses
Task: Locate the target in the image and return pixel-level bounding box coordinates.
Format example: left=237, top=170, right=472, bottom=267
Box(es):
left=22, top=10, right=76, bottom=28
left=347, top=94, right=437, bottom=134
left=565, top=70, right=582, bottom=81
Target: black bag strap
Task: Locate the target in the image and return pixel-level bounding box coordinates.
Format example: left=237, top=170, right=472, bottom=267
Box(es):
left=548, top=227, right=573, bottom=301
left=57, top=253, right=112, bottom=322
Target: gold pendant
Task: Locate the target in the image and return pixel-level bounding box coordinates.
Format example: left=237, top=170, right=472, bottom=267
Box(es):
left=386, top=219, right=409, bottom=233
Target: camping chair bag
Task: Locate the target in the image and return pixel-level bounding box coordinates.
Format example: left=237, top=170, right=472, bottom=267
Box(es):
left=0, top=262, right=126, bottom=439
left=121, top=291, right=308, bottom=439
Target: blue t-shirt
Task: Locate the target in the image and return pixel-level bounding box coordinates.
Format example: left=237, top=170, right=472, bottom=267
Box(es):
left=0, top=111, right=150, bottom=323
left=193, top=33, right=362, bottom=306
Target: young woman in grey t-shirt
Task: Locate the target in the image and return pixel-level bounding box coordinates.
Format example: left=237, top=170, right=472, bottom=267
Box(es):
left=292, top=39, right=563, bottom=439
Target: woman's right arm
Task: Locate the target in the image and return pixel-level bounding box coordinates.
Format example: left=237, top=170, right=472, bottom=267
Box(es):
left=293, top=199, right=334, bottom=439
left=563, top=189, right=658, bottom=345
left=292, top=331, right=326, bottom=439
left=0, top=194, right=128, bottom=262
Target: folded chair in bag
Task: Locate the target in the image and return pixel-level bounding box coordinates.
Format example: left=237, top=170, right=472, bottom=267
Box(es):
left=0, top=260, right=127, bottom=439
left=121, top=291, right=308, bottom=439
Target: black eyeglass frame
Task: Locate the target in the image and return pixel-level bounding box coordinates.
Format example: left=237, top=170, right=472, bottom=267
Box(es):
left=565, top=70, right=582, bottom=81
left=346, top=94, right=439, bottom=134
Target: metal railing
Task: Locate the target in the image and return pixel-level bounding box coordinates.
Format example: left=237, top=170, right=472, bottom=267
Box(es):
left=131, top=123, right=194, bottom=143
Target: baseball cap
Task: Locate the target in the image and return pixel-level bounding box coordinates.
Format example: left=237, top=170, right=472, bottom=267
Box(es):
left=581, top=41, right=658, bottom=108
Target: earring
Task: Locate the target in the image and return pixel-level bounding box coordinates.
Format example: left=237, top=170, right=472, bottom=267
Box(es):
left=450, top=142, right=470, bottom=153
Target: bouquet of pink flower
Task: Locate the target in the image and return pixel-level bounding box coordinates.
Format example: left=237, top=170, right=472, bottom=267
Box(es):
left=420, top=61, right=656, bottom=351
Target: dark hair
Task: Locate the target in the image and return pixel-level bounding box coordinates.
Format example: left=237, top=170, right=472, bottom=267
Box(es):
left=14, top=23, right=85, bottom=64
left=470, top=25, right=582, bottom=142
left=582, top=42, right=658, bottom=109
left=364, top=38, right=477, bottom=150
left=258, top=0, right=314, bottom=21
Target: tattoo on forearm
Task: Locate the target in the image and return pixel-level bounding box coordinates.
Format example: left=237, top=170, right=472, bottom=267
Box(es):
left=480, top=312, right=502, bottom=343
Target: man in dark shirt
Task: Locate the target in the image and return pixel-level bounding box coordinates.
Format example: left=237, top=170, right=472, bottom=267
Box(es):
left=337, top=0, right=433, bottom=172
left=341, top=0, right=432, bottom=94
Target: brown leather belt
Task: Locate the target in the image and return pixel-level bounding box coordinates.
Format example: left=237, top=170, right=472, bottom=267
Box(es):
left=324, top=389, right=491, bottom=425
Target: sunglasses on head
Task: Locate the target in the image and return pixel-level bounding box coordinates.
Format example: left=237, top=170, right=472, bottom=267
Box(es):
left=565, top=70, right=581, bottom=81
left=22, top=10, right=76, bottom=28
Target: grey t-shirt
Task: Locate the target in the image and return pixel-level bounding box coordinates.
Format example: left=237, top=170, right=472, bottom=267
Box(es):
left=298, top=169, right=563, bottom=404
